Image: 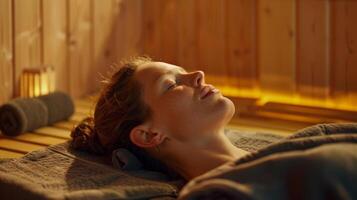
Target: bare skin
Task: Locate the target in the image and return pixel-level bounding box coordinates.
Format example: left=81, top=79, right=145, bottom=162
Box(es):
left=129, top=62, right=249, bottom=180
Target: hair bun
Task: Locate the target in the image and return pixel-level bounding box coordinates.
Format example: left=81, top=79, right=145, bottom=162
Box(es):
left=70, top=117, right=105, bottom=154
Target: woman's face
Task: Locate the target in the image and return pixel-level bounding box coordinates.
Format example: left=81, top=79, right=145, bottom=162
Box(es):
left=134, top=62, right=235, bottom=143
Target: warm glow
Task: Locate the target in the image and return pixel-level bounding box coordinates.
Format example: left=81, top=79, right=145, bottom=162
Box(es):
left=214, top=84, right=357, bottom=112
left=20, top=67, right=56, bottom=98
left=40, top=69, right=49, bottom=95
left=28, top=73, right=33, bottom=97
left=49, top=67, right=56, bottom=92
left=34, top=74, right=40, bottom=97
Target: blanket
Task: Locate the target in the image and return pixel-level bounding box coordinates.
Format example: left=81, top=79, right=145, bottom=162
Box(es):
left=0, top=128, right=283, bottom=200
left=178, top=123, right=357, bottom=200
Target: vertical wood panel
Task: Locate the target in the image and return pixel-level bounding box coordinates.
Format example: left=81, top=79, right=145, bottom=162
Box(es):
left=331, top=1, right=357, bottom=105
left=297, top=0, right=329, bottom=100
left=14, top=0, right=42, bottom=97
left=197, top=0, right=227, bottom=86
left=68, top=0, right=93, bottom=98
left=160, top=0, right=178, bottom=64
left=2, top=0, right=357, bottom=113
left=141, top=0, right=162, bottom=60
left=111, top=0, right=142, bottom=64
left=0, top=0, right=13, bottom=104
left=43, top=0, right=68, bottom=93
left=93, top=0, right=115, bottom=91
left=226, top=0, right=257, bottom=89
left=258, top=0, right=296, bottom=95
left=177, top=0, right=197, bottom=71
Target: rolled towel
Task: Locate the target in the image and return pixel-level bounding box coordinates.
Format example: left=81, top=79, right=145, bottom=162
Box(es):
left=36, top=91, right=74, bottom=124
left=112, top=148, right=143, bottom=170
left=0, top=98, right=48, bottom=136
left=0, top=91, right=74, bottom=136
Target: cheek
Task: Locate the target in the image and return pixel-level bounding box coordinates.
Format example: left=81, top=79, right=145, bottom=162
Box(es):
left=157, top=89, right=198, bottom=121
left=165, top=89, right=194, bottom=111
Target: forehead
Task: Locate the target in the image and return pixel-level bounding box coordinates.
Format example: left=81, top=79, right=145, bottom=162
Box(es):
left=135, top=62, right=183, bottom=85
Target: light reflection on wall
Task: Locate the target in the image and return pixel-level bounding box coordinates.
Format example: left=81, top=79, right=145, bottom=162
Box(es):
left=205, top=74, right=357, bottom=112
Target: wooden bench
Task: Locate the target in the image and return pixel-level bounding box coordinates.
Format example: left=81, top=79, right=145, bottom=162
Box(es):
left=0, top=95, right=324, bottom=159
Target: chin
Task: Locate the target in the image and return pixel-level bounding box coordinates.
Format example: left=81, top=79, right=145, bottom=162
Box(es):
left=215, top=96, right=236, bottom=125
left=224, top=98, right=236, bottom=121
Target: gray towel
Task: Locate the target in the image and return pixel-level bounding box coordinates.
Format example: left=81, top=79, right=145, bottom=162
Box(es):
left=0, top=128, right=284, bottom=200
left=0, top=98, right=48, bottom=136
left=0, top=91, right=74, bottom=136
left=36, top=91, right=74, bottom=124
left=178, top=123, right=357, bottom=200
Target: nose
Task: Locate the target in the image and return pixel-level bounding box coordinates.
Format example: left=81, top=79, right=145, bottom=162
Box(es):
left=191, top=70, right=205, bottom=87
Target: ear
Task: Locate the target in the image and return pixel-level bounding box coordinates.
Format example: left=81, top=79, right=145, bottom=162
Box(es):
left=129, top=125, right=166, bottom=148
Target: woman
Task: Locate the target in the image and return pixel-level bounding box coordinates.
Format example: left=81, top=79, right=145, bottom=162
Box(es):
left=70, top=56, right=249, bottom=181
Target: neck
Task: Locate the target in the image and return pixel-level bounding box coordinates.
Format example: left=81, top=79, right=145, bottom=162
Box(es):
left=162, top=130, right=249, bottom=180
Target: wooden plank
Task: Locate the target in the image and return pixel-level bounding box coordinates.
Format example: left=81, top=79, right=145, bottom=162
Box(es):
left=141, top=0, right=162, bottom=60
left=0, top=133, right=67, bottom=146
left=42, top=0, right=69, bottom=93
left=226, top=123, right=293, bottom=137
left=92, top=0, right=115, bottom=93
left=296, top=0, right=329, bottom=100
left=75, top=100, right=93, bottom=108
left=257, top=0, right=296, bottom=95
left=0, top=0, right=13, bottom=105
left=330, top=1, right=357, bottom=106
left=33, top=127, right=71, bottom=139
left=52, top=121, right=77, bottom=131
left=196, top=0, right=227, bottom=86
left=177, top=0, right=197, bottom=71
left=160, top=0, right=178, bottom=64
left=226, top=0, right=257, bottom=90
left=75, top=106, right=93, bottom=115
left=110, top=0, right=142, bottom=64
left=0, top=139, right=44, bottom=154
left=123, top=0, right=142, bottom=59
left=0, top=149, right=24, bottom=158
left=229, top=115, right=306, bottom=134
left=70, top=112, right=89, bottom=122
left=74, top=98, right=96, bottom=108
left=14, top=0, right=42, bottom=97
left=68, top=0, right=93, bottom=98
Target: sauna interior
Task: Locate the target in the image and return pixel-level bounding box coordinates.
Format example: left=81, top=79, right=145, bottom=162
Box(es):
left=0, top=0, right=357, bottom=158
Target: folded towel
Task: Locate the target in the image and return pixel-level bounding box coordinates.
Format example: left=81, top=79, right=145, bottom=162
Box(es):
left=0, top=91, right=74, bottom=136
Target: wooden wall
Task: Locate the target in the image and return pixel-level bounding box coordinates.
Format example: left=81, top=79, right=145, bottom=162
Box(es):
left=1, top=0, right=357, bottom=112
left=141, top=0, right=357, bottom=111
left=0, top=0, right=142, bottom=104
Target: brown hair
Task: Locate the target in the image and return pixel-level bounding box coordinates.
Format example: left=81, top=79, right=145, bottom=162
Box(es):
left=70, top=56, right=181, bottom=179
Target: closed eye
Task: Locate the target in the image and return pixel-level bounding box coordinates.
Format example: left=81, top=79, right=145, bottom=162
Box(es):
left=167, top=82, right=178, bottom=90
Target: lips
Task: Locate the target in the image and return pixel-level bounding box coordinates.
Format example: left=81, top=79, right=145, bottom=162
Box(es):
left=200, top=85, right=219, bottom=100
